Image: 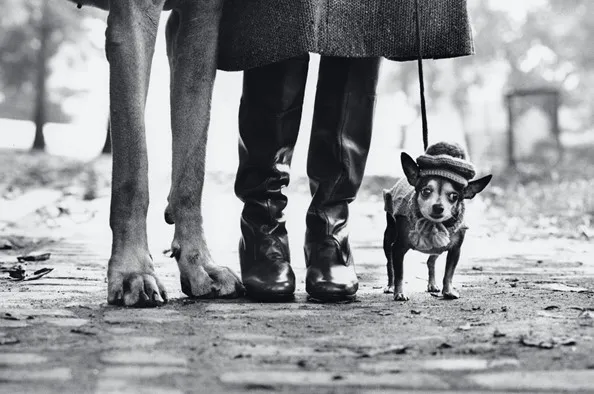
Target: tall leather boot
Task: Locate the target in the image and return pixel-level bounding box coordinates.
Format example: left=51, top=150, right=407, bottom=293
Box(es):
left=305, top=56, right=381, bottom=301
left=235, top=54, right=309, bottom=301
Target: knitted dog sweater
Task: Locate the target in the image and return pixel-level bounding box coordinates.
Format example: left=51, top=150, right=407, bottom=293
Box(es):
left=383, top=178, right=467, bottom=255
left=383, top=178, right=416, bottom=218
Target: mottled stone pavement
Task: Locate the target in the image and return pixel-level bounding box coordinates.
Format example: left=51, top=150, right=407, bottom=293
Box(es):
left=1, top=176, right=593, bottom=393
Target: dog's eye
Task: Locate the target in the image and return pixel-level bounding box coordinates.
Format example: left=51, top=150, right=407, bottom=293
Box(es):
left=448, top=193, right=459, bottom=202
left=421, top=188, right=432, bottom=198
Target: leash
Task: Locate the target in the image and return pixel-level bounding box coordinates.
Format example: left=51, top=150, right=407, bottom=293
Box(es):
left=415, top=0, right=429, bottom=151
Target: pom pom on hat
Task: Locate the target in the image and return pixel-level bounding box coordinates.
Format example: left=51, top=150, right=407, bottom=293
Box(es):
left=416, top=142, right=476, bottom=187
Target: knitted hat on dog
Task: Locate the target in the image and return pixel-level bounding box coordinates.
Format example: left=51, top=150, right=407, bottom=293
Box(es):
left=416, top=142, right=476, bottom=187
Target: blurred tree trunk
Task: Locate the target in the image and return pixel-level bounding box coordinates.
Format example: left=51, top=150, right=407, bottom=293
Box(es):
left=32, top=0, right=49, bottom=151
left=102, top=118, right=112, bottom=154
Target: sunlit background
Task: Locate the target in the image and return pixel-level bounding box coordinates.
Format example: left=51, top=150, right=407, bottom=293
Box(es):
left=2, top=0, right=593, bottom=173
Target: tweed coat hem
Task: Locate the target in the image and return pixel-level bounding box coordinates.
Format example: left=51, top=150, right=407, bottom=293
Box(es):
left=217, top=0, right=474, bottom=71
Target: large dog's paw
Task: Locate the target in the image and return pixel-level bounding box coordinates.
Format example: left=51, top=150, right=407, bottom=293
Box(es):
left=427, top=283, right=441, bottom=293
left=383, top=285, right=394, bottom=294
left=442, top=288, right=460, bottom=299
left=393, top=293, right=409, bottom=301
left=107, top=255, right=168, bottom=307
left=175, top=248, right=245, bottom=299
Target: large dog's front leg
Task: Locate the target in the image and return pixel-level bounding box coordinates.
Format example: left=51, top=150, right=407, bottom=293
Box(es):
left=165, top=0, right=244, bottom=298
left=106, top=0, right=167, bottom=306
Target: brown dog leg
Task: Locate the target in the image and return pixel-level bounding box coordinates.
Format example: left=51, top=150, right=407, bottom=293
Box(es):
left=392, top=248, right=409, bottom=301
left=105, top=0, right=167, bottom=307
left=383, top=213, right=396, bottom=293
left=426, top=254, right=440, bottom=293
left=443, top=232, right=465, bottom=299
left=165, top=1, right=244, bottom=298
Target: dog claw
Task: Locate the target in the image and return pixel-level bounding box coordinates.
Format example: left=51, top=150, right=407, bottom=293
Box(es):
left=394, top=293, right=409, bottom=301
left=108, top=263, right=168, bottom=308
left=108, top=290, right=124, bottom=306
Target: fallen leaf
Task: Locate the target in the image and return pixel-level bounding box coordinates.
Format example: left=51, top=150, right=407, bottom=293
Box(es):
left=493, top=328, right=506, bottom=338
left=70, top=328, right=98, bottom=336
left=471, top=266, right=483, bottom=271
left=544, top=305, right=560, bottom=311
left=16, top=253, right=51, bottom=262
left=555, top=337, right=577, bottom=346
left=457, top=323, right=472, bottom=331
left=520, top=336, right=554, bottom=349
left=0, top=336, right=19, bottom=345
left=570, top=307, right=594, bottom=311
left=410, top=309, right=422, bottom=315
left=8, top=267, right=53, bottom=282
left=25, top=268, right=53, bottom=281
left=6, top=265, right=25, bottom=280
left=376, top=310, right=393, bottom=316
left=437, top=342, right=453, bottom=349
left=359, top=345, right=408, bottom=358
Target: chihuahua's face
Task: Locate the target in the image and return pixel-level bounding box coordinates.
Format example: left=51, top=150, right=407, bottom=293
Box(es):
left=400, top=151, right=493, bottom=223
left=416, top=177, right=462, bottom=223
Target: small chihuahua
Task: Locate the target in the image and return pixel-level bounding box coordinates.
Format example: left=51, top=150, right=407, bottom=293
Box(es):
left=382, top=142, right=492, bottom=301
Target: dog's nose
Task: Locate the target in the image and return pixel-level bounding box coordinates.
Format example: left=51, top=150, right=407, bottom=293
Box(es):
left=432, top=204, right=444, bottom=215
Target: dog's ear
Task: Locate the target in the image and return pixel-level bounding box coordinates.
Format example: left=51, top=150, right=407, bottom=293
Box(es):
left=401, top=152, right=419, bottom=186
left=464, top=175, right=492, bottom=199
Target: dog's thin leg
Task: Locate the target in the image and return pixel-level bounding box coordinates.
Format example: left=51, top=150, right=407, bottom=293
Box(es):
left=426, top=255, right=440, bottom=293
left=165, top=1, right=244, bottom=298
left=392, top=248, right=408, bottom=301
left=105, top=0, right=167, bottom=307
left=443, top=232, right=465, bottom=299
left=383, top=213, right=395, bottom=293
